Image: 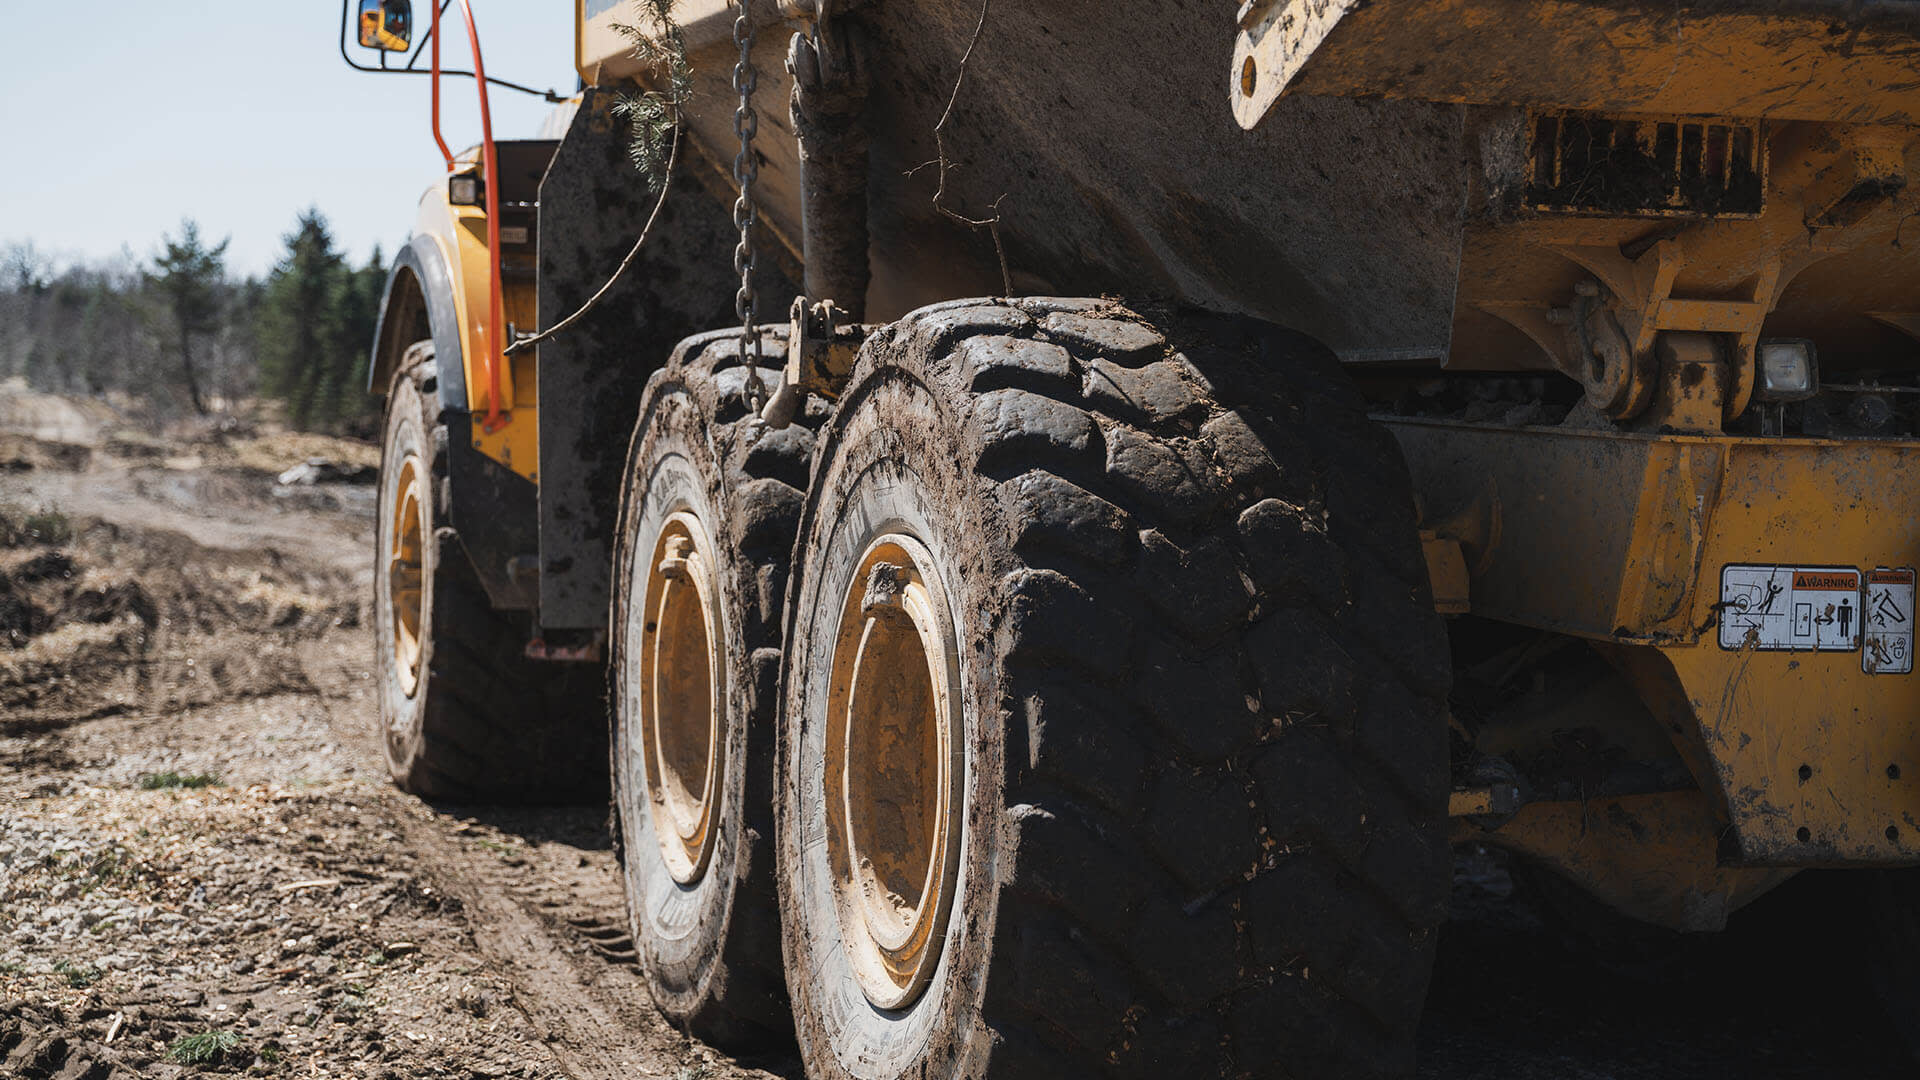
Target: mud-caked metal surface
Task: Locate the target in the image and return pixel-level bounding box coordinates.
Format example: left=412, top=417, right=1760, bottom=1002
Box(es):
left=1233, top=0, right=1920, bottom=130
left=595, top=2, right=1472, bottom=361
left=588, top=1, right=1920, bottom=383
left=1392, top=417, right=1920, bottom=865
left=534, top=89, right=777, bottom=629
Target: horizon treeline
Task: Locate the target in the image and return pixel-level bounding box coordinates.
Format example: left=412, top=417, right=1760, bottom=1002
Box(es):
left=0, top=209, right=388, bottom=436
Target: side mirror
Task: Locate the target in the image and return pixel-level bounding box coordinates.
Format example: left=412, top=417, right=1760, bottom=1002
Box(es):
left=357, top=0, right=413, bottom=52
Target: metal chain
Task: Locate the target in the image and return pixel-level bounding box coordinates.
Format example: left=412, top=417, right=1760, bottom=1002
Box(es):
left=731, top=0, right=767, bottom=413
left=812, top=0, right=834, bottom=69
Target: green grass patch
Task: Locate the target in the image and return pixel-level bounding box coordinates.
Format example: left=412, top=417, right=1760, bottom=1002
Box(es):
left=139, top=771, right=221, bottom=791
left=20, top=507, right=72, bottom=546
left=87, top=846, right=136, bottom=884
left=54, top=960, right=99, bottom=988
left=167, top=1030, right=241, bottom=1065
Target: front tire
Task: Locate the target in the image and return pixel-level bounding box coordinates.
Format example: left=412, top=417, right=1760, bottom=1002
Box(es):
left=373, top=343, right=605, bottom=802
left=777, top=300, right=1451, bottom=1079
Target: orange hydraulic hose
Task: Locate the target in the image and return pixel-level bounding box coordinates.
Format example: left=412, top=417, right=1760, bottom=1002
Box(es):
left=430, top=0, right=508, bottom=433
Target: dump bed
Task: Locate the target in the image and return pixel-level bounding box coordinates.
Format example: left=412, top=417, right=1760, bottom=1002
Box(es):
left=1232, top=0, right=1920, bottom=129
left=574, top=0, right=1920, bottom=370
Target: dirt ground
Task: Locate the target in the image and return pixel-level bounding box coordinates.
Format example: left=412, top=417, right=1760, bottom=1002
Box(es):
left=0, top=389, right=790, bottom=1080
left=0, top=382, right=1915, bottom=1079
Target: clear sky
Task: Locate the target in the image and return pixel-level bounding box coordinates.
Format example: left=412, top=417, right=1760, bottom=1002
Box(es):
left=0, top=2, right=579, bottom=279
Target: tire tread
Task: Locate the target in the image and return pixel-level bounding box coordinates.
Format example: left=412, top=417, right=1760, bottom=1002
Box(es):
left=830, top=299, right=1448, bottom=1079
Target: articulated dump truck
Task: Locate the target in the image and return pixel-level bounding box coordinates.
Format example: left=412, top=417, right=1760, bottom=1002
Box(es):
left=344, top=0, right=1920, bottom=1075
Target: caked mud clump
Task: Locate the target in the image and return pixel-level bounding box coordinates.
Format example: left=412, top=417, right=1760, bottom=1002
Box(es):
left=0, top=511, right=360, bottom=730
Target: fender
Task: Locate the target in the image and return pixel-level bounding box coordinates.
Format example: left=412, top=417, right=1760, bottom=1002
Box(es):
left=367, top=234, right=469, bottom=411
left=369, top=232, right=535, bottom=612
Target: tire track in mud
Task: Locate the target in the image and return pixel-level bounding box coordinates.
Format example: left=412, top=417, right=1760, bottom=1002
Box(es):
left=0, top=407, right=761, bottom=1079
left=395, top=801, right=797, bottom=1080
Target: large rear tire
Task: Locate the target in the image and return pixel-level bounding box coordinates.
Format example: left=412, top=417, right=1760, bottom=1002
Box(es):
left=611, top=332, right=809, bottom=1044
left=777, top=300, right=1451, bottom=1079
left=373, top=343, right=606, bottom=802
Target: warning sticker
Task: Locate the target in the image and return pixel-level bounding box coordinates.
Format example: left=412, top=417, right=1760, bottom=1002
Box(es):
left=1718, top=565, right=1861, bottom=652
left=1863, top=568, right=1916, bottom=675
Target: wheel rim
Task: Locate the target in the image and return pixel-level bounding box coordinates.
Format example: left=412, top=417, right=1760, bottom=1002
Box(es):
left=387, top=454, right=426, bottom=698
left=638, top=511, right=725, bottom=885
left=825, top=534, right=963, bottom=1010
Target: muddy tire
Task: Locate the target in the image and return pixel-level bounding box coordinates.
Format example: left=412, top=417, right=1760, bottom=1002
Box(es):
left=777, top=300, right=1451, bottom=1079
left=610, top=332, right=808, bottom=1045
left=374, top=343, right=605, bottom=803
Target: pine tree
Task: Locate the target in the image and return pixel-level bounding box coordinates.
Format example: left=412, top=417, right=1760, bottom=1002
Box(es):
left=149, top=220, right=230, bottom=415
left=256, top=209, right=385, bottom=432
left=258, top=210, right=347, bottom=429
left=336, top=245, right=388, bottom=434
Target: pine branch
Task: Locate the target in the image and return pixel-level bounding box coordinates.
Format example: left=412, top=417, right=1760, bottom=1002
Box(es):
left=611, top=0, right=690, bottom=193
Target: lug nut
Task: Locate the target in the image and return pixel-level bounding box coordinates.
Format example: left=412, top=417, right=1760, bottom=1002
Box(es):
left=658, top=535, right=694, bottom=581
left=861, top=562, right=909, bottom=612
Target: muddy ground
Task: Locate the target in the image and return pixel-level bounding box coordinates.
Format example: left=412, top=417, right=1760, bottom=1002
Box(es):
left=0, top=382, right=1914, bottom=1079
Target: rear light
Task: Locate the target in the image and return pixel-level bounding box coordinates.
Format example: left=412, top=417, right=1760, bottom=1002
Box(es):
left=1755, top=339, right=1818, bottom=401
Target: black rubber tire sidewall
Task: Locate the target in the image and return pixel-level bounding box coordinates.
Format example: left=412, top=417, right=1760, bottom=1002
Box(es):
left=783, top=373, right=999, bottom=1079
left=611, top=337, right=804, bottom=1044
left=371, top=348, right=609, bottom=804
left=375, top=363, right=436, bottom=784
left=614, top=383, right=754, bottom=1025
left=779, top=299, right=1452, bottom=1080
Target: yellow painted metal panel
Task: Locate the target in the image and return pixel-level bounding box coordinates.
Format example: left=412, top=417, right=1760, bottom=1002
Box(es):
left=1655, top=299, right=1768, bottom=335
left=1391, top=418, right=1920, bottom=865
left=1651, top=439, right=1920, bottom=864
left=1459, top=791, right=1794, bottom=931
left=1235, top=0, right=1920, bottom=130
left=411, top=172, right=540, bottom=484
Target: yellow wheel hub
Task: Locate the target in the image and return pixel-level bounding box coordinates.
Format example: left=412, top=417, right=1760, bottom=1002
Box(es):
left=825, top=535, right=963, bottom=1010
left=386, top=455, right=426, bottom=698
left=639, top=512, right=726, bottom=885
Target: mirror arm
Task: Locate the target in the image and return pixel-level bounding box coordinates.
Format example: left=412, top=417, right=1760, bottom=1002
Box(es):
left=335, top=1, right=562, bottom=102
left=405, top=1, right=454, bottom=72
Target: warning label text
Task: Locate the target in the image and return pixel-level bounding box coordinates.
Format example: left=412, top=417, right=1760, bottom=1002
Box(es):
left=1864, top=567, right=1915, bottom=676
left=1719, top=564, right=1862, bottom=653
